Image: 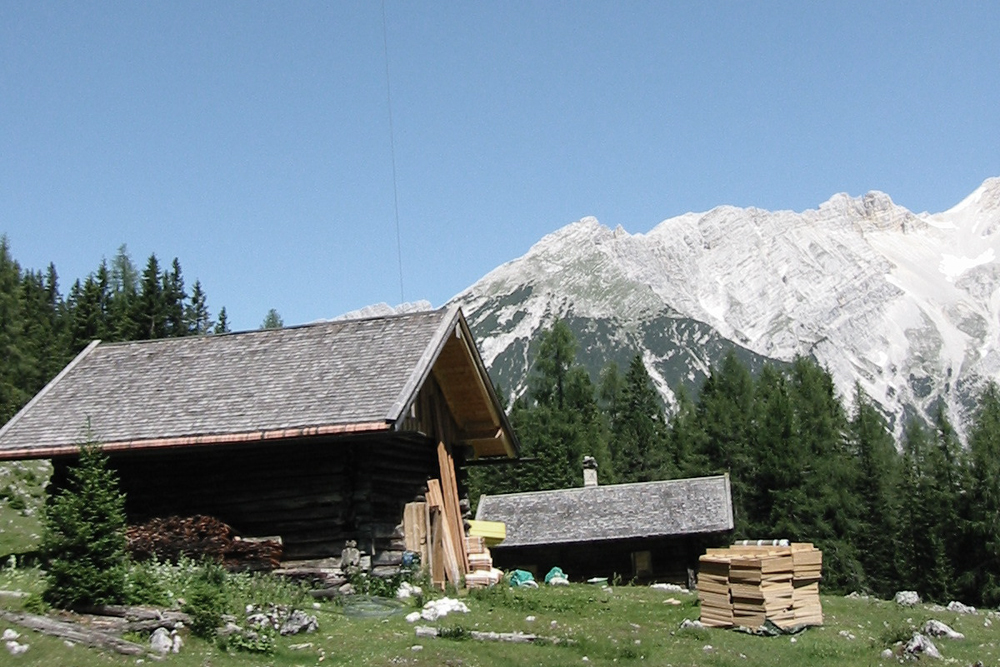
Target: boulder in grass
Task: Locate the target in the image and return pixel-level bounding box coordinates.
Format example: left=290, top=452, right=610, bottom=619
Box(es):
left=923, top=620, right=964, bottom=640
left=894, top=591, right=921, bottom=607
left=946, top=601, right=976, bottom=615
left=904, top=632, right=942, bottom=660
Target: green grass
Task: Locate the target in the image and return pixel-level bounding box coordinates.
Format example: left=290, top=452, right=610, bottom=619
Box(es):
left=1, top=566, right=998, bottom=667
left=0, top=460, right=49, bottom=560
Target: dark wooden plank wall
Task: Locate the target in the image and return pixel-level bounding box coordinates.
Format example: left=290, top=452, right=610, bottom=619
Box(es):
left=50, top=436, right=440, bottom=562
left=490, top=533, right=729, bottom=584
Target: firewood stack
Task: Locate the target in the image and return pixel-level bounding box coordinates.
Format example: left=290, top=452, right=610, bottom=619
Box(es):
left=126, top=515, right=282, bottom=572
left=463, top=535, right=503, bottom=588
left=697, top=542, right=823, bottom=629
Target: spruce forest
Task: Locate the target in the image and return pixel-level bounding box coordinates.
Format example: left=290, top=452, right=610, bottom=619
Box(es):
left=4, top=238, right=1000, bottom=608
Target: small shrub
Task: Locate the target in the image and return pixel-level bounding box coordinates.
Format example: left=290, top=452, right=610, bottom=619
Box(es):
left=126, top=560, right=170, bottom=606
left=41, top=444, right=128, bottom=608
left=23, top=593, right=49, bottom=615
left=220, top=628, right=276, bottom=655
left=183, top=564, right=228, bottom=638
left=8, top=494, right=26, bottom=510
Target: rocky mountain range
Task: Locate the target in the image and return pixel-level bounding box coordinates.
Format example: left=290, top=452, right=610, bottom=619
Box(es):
left=447, top=177, right=1000, bottom=436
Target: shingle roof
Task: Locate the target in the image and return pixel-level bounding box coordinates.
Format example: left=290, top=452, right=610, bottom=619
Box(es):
left=0, top=308, right=461, bottom=458
left=475, top=474, right=733, bottom=548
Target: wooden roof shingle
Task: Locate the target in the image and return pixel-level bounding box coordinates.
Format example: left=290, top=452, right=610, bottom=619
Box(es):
left=475, top=474, right=733, bottom=548
left=0, top=307, right=512, bottom=459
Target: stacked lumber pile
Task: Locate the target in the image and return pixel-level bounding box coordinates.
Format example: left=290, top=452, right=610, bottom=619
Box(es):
left=697, top=543, right=823, bottom=629
left=696, top=554, right=734, bottom=627
left=126, top=515, right=282, bottom=572
left=728, top=551, right=794, bottom=628
left=464, top=535, right=503, bottom=588
left=791, top=543, right=823, bottom=625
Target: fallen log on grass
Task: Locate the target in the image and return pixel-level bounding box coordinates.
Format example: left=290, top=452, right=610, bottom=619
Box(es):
left=0, top=609, right=147, bottom=656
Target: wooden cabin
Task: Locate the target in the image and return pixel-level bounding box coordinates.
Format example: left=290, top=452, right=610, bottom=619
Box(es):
left=0, top=307, right=518, bottom=573
left=476, top=474, right=733, bottom=583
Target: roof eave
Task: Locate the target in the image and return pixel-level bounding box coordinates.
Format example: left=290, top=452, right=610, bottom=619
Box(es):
left=0, top=420, right=391, bottom=461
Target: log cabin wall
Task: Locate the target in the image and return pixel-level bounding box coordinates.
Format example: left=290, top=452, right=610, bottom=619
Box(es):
left=49, top=435, right=440, bottom=562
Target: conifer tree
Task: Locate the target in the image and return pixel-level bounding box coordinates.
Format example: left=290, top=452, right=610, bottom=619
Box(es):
left=667, top=384, right=708, bottom=477
left=611, top=354, right=670, bottom=483
left=108, top=245, right=139, bottom=341
left=963, top=381, right=1000, bottom=605
left=849, top=384, right=900, bottom=597
left=0, top=237, right=30, bottom=423
left=531, top=319, right=575, bottom=409
left=260, top=308, right=284, bottom=329
left=42, top=444, right=128, bottom=608
left=897, top=418, right=953, bottom=600
left=185, top=279, right=212, bottom=334
left=163, top=258, right=187, bottom=337
left=695, top=351, right=754, bottom=533
left=137, top=253, right=167, bottom=339
left=747, top=364, right=800, bottom=538
left=214, top=306, right=231, bottom=334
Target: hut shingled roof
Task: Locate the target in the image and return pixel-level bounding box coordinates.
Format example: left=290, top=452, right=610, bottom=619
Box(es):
left=0, top=307, right=516, bottom=459
left=475, top=474, right=733, bottom=548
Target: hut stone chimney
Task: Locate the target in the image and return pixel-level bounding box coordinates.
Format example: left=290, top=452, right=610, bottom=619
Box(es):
left=582, top=455, right=598, bottom=487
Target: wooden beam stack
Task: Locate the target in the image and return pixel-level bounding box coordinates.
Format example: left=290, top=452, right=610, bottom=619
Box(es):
left=791, top=543, right=823, bottom=625
left=696, top=554, right=734, bottom=627
left=697, top=543, right=823, bottom=629
left=464, top=535, right=503, bottom=588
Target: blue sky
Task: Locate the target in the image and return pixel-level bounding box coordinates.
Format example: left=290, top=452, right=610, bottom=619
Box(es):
left=3, top=2, right=999, bottom=331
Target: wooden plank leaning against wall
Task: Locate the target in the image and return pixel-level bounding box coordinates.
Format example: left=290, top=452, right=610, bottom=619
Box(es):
left=400, top=375, right=471, bottom=588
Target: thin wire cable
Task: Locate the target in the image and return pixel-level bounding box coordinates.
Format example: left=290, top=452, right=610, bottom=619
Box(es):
left=381, top=0, right=405, bottom=305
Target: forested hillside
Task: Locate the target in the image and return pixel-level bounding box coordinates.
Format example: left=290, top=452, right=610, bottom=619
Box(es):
left=0, top=236, right=229, bottom=425
left=471, top=320, right=1000, bottom=607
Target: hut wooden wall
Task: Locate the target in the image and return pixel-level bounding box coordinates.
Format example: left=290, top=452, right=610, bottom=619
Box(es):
left=50, top=436, right=439, bottom=562
left=490, top=533, right=729, bottom=584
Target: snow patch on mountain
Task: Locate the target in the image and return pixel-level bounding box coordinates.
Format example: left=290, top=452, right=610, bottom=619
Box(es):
left=450, top=177, right=1000, bottom=436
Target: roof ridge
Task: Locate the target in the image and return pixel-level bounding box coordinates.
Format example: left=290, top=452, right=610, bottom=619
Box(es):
left=480, top=473, right=729, bottom=499
left=94, top=307, right=449, bottom=349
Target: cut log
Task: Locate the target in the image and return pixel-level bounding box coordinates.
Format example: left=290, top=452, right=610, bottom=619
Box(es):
left=0, top=609, right=147, bottom=656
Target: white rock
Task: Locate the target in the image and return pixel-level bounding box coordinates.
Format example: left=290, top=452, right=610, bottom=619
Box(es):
left=420, top=597, right=469, bottom=621
left=947, top=600, right=977, bottom=615
left=1, top=629, right=18, bottom=641
left=923, top=620, right=964, bottom=640
left=5, top=640, right=29, bottom=656
left=680, top=619, right=705, bottom=629
left=411, top=645, right=423, bottom=651
left=650, top=583, right=688, bottom=593
left=894, top=591, right=921, bottom=607
left=905, top=632, right=942, bottom=659
left=149, top=627, right=172, bottom=655
left=171, top=632, right=182, bottom=654
left=881, top=648, right=894, bottom=660
left=525, top=615, right=536, bottom=622
left=414, top=625, right=438, bottom=639
left=405, top=611, right=421, bottom=623
left=396, top=581, right=422, bottom=600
